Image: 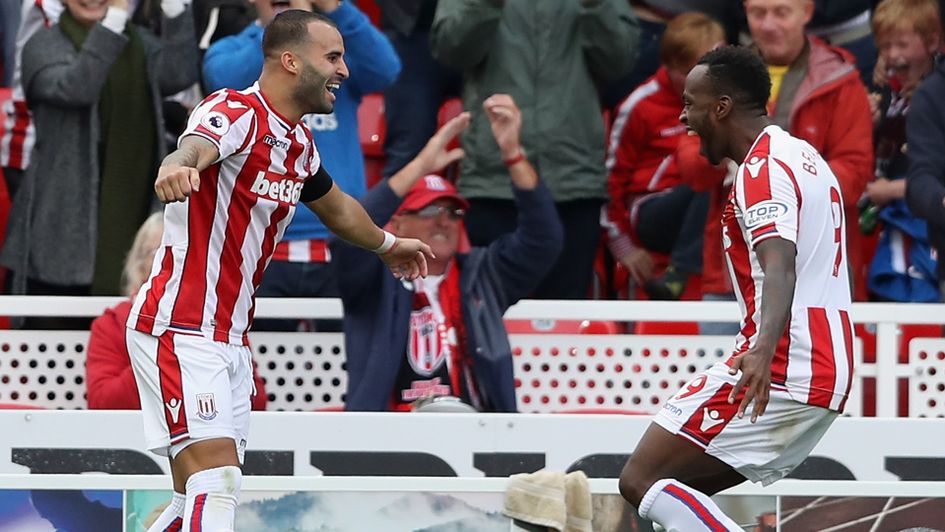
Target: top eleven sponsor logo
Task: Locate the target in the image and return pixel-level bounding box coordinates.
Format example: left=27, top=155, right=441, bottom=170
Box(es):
left=744, top=200, right=789, bottom=228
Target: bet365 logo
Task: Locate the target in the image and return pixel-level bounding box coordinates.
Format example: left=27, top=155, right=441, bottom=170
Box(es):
left=250, top=171, right=304, bottom=205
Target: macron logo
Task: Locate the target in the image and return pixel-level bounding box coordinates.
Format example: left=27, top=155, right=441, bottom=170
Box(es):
left=251, top=171, right=304, bottom=205
left=745, top=156, right=765, bottom=179
left=700, top=408, right=726, bottom=432
left=263, top=134, right=290, bottom=151
left=165, top=397, right=182, bottom=425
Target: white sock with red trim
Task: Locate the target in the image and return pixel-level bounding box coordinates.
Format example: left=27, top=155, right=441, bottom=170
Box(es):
left=146, top=491, right=185, bottom=532
left=638, top=479, right=741, bottom=532
left=183, top=466, right=241, bottom=532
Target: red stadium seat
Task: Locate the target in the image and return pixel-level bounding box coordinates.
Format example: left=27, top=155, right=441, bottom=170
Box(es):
left=505, top=319, right=585, bottom=334
left=357, top=0, right=381, bottom=26
left=357, top=93, right=386, bottom=188
left=633, top=320, right=700, bottom=335
left=437, top=98, right=464, bottom=135
left=504, top=319, right=625, bottom=334
left=0, top=403, right=45, bottom=409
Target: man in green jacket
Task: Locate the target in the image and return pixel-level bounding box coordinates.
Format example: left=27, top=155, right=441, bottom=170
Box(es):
left=431, top=0, right=640, bottom=299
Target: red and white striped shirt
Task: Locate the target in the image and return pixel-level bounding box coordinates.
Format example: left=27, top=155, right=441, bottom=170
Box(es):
left=129, top=84, right=326, bottom=345
left=723, top=125, right=854, bottom=412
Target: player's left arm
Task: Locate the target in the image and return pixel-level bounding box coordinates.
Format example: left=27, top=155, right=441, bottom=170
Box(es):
left=303, top=174, right=433, bottom=281
left=728, top=237, right=797, bottom=422
left=727, top=156, right=800, bottom=422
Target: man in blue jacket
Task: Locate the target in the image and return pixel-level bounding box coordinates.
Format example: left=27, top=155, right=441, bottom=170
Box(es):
left=332, top=94, right=563, bottom=412
left=906, top=54, right=945, bottom=299
left=203, top=0, right=401, bottom=330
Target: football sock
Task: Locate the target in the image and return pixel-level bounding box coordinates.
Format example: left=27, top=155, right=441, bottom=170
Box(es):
left=183, top=465, right=241, bottom=532
left=147, top=491, right=185, bottom=532
left=638, top=479, right=741, bottom=531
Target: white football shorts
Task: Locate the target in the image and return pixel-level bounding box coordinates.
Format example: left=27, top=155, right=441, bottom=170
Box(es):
left=127, top=328, right=255, bottom=462
left=654, top=362, right=838, bottom=485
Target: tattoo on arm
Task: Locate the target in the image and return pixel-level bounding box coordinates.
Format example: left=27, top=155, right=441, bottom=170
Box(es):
left=161, top=136, right=219, bottom=170
left=162, top=143, right=202, bottom=168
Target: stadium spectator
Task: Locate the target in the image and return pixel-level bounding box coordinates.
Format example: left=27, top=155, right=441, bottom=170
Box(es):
left=375, top=0, right=461, bottom=179
left=906, top=48, right=945, bottom=300
left=1, top=0, right=61, bottom=199
left=430, top=0, right=639, bottom=299
left=0, top=0, right=199, bottom=307
left=601, top=1, right=741, bottom=110
left=864, top=0, right=942, bottom=302
left=204, top=0, right=400, bottom=332
left=334, top=94, right=563, bottom=412
left=191, top=0, right=255, bottom=59
left=603, top=12, right=725, bottom=300
left=86, top=212, right=268, bottom=410
left=744, top=0, right=874, bottom=300
left=1, top=0, right=200, bottom=194
left=806, top=0, right=877, bottom=87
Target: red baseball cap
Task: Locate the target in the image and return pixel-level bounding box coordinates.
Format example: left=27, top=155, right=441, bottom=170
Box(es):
left=396, top=175, right=469, bottom=215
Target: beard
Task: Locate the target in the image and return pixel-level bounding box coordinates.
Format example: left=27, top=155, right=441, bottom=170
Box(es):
left=293, top=61, right=333, bottom=115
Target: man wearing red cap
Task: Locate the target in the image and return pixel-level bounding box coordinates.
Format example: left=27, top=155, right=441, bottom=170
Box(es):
left=333, top=94, right=563, bottom=412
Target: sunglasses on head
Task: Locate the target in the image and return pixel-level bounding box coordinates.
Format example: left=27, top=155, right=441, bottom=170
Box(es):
left=406, top=205, right=466, bottom=220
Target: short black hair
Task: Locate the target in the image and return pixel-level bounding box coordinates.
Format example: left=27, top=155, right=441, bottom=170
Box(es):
left=696, top=46, right=771, bottom=114
left=262, top=10, right=336, bottom=59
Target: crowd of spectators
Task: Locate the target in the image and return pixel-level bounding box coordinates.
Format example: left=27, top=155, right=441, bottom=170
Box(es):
left=0, top=0, right=943, bottom=413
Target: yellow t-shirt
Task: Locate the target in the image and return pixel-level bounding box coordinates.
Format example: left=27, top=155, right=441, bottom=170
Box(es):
left=767, top=65, right=789, bottom=114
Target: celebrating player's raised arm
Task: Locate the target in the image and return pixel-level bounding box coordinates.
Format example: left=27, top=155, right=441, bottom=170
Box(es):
left=154, top=136, right=220, bottom=203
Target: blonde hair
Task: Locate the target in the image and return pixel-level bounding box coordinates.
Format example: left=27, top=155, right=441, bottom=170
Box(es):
left=121, top=212, right=164, bottom=297
left=873, top=0, right=943, bottom=47
left=660, top=12, right=727, bottom=72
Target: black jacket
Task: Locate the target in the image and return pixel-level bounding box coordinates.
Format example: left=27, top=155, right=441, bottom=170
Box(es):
left=905, top=56, right=945, bottom=281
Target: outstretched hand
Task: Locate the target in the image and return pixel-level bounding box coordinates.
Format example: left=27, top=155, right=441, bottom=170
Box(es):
left=155, top=165, right=200, bottom=203
left=727, top=348, right=773, bottom=423
left=379, top=237, right=435, bottom=281
left=414, top=112, right=470, bottom=175
left=483, top=94, right=522, bottom=159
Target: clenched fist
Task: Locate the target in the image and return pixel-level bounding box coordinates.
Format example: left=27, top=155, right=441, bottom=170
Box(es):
left=155, top=165, right=201, bottom=203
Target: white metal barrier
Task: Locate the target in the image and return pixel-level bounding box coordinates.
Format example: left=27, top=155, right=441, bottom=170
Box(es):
left=0, top=297, right=941, bottom=416
left=0, top=410, right=942, bottom=530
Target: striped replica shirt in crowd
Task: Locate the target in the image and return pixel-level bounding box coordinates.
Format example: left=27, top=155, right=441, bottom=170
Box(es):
left=129, top=83, right=332, bottom=345
left=722, top=125, right=854, bottom=412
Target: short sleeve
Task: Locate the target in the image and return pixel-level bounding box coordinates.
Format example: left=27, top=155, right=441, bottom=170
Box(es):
left=736, top=155, right=800, bottom=247
left=181, top=90, right=255, bottom=162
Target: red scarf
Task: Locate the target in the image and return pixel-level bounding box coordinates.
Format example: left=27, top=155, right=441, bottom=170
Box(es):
left=439, top=260, right=469, bottom=397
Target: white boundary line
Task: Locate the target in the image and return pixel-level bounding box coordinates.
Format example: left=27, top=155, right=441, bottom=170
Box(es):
left=1, top=475, right=945, bottom=498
